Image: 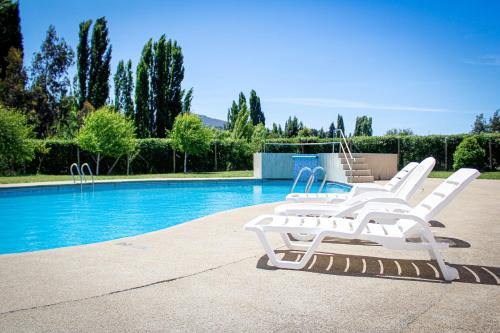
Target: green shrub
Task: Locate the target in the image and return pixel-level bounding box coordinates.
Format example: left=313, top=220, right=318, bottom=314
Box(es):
left=171, top=113, right=213, bottom=173
left=0, top=106, right=36, bottom=175
left=453, top=136, right=486, bottom=170
left=77, top=107, right=137, bottom=175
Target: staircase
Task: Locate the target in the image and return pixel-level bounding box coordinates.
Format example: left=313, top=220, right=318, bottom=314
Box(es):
left=339, top=153, right=374, bottom=183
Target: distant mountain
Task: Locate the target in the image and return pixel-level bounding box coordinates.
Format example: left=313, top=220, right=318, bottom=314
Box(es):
left=196, top=114, right=226, bottom=129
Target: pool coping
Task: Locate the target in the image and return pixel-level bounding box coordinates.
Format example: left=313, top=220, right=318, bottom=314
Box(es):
left=0, top=177, right=352, bottom=191
left=0, top=176, right=258, bottom=189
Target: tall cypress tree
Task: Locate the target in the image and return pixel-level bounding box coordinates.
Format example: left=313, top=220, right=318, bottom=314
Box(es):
left=238, top=92, right=247, bottom=113
left=336, top=114, right=345, bottom=138
left=135, top=41, right=152, bottom=138
left=226, top=100, right=239, bottom=130
left=249, top=89, right=265, bottom=125
left=152, top=35, right=169, bottom=137
left=166, top=41, right=184, bottom=130
left=76, top=19, right=91, bottom=108
left=182, top=87, right=193, bottom=113
left=328, top=121, right=336, bottom=138
left=88, top=17, right=111, bottom=109
left=0, top=0, right=23, bottom=80
left=113, top=60, right=125, bottom=112
left=123, top=60, right=134, bottom=119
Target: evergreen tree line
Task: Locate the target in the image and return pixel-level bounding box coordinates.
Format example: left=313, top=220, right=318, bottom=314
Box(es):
left=471, top=111, right=500, bottom=134
left=268, top=114, right=372, bottom=138
left=0, top=1, right=189, bottom=140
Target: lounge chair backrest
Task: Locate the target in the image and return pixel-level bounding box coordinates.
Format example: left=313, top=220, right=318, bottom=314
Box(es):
left=383, top=162, right=419, bottom=192
left=409, top=168, right=480, bottom=221
left=394, top=157, right=436, bottom=201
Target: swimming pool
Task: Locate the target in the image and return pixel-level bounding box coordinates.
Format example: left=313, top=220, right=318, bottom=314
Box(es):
left=0, top=180, right=350, bottom=254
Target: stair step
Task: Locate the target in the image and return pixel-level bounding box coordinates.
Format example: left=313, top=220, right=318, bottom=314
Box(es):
left=342, top=163, right=369, bottom=170
left=339, top=153, right=364, bottom=158
left=347, top=175, right=375, bottom=183
left=345, top=169, right=372, bottom=176
left=340, top=157, right=366, bottom=164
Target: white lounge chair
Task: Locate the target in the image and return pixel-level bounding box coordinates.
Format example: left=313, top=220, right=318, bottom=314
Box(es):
left=275, top=157, right=436, bottom=218
left=245, top=168, right=480, bottom=281
left=286, top=161, right=419, bottom=203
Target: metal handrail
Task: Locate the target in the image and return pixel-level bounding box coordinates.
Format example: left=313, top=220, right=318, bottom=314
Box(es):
left=312, top=166, right=327, bottom=193
left=304, top=174, right=315, bottom=193
left=290, top=167, right=313, bottom=193
left=70, top=163, right=82, bottom=184
left=81, top=163, right=94, bottom=188
left=336, top=129, right=354, bottom=173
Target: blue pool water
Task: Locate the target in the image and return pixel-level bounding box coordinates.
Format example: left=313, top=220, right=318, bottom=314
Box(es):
left=0, top=180, right=350, bottom=254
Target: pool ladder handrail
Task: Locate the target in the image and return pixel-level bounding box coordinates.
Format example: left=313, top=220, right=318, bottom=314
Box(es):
left=70, top=163, right=82, bottom=184
left=290, top=167, right=313, bottom=193
left=291, top=166, right=328, bottom=194
left=81, top=163, right=95, bottom=189
left=311, top=166, right=327, bottom=193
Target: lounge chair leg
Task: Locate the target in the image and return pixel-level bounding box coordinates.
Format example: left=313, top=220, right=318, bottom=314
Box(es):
left=281, top=233, right=311, bottom=250
left=421, top=232, right=458, bottom=281
left=255, top=230, right=323, bottom=270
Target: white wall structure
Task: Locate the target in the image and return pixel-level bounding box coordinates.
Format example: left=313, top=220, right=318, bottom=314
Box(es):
left=253, top=153, right=398, bottom=182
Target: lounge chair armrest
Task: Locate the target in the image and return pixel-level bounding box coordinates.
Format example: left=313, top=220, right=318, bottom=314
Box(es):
left=355, top=209, right=428, bottom=231
left=362, top=202, right=413, bottom=213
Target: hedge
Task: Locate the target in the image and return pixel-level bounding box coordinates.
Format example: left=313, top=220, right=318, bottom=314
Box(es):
left=21, top=133, right=500, bottom=175
left=263, top=134, right=500, bottom=170
left=24, top=138, right=253, bottom=175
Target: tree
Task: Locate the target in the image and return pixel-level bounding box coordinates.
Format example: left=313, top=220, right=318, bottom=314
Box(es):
left=238, top=92, right=247, bottom=113
left=298, top=127, right=312, bottom=137
left=231, top=106, right=253, bottom=140
left=30, top=25, right=74, bottom=137
left=114, top=59, right=134, bottom=117
left=271, top=123, right=280, bottom=137
left=123, top=60, right=134, bottom=119
left=453, top=136, right=485, bottom=170
left=152, top=35, right=169, bottom=137
left=182, top=87, right=193, bottom=113
left=284, top=116, right=299, bottom=137
left=385, top=128, right=414, bottom=136
left=249, top=89, right=265, bottom=125
left=318, top=127, right=326, bottom=138
left=76, top=19, right=91, bottom=108
left=88, top=17, right=111, bottom=109
left=170, top=113, right=212, bottom=173
left=0, top=105, right=35, bottom=174
left=0, top=0, right=23, bottom=80
left=489, top=110, right=500, bottom=133
left=472, top=113, right=488, bottom=134
left=114, top=60, right=125, bottom=112
left=134, top=40, right=153, bottom=138
left=226, top=100, right=239, bottom=130
left=0, top=47, right=27, bottom=109
left=354, top=115, right=373, bottom=136
left=77, top=106, right=137, bottom=175
left=336, top=114, right=345, bottom=137
left=166, top=41, right=184, bottom=131
left=327, top=121, right=336, bottom=138
left=250, top=123, right=267, bottom=152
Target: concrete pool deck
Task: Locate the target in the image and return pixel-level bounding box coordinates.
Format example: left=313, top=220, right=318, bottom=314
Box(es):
left=0, top=178, right=498, bottom=332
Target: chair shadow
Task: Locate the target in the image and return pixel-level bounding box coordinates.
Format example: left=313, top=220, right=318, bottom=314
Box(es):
left=256, top=251, right=499, bottom=285
left=429, top=220, right=446, bottom=228
left=288, top=235, right=471, bottom=249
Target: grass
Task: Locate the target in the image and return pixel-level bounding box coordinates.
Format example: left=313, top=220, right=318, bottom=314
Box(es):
left=0, top=170, right=254, bottom=184
left=429, top=171, right=500, bottom=179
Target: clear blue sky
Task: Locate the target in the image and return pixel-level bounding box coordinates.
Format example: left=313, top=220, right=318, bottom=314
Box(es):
left=19, top=0, right=500, bottom=135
